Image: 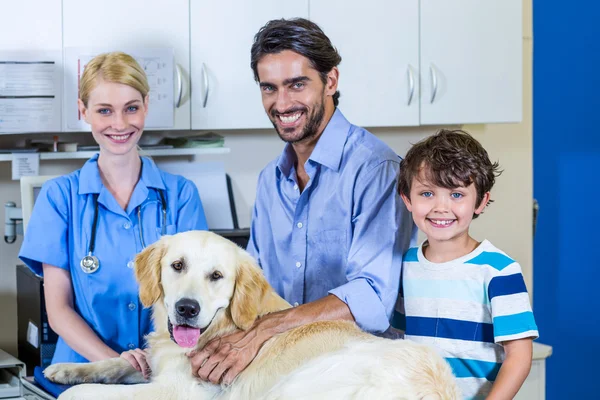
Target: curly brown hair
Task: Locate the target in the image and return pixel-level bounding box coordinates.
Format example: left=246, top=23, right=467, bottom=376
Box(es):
left=398, top=129, right=502, bottom=218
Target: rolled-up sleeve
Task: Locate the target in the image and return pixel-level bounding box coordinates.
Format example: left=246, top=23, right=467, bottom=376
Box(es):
left=19, top=179, right=70, bottom=276
left=176, top=179, right=208, bottom=231
left=329, top=160, right=415, bottom=333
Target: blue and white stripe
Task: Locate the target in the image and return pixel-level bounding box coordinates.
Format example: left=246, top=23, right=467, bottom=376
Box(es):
left=393, top=240, right=538, bottom=399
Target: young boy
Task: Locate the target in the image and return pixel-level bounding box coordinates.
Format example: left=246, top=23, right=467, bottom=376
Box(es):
left=393, top=129, right=538, bottom=400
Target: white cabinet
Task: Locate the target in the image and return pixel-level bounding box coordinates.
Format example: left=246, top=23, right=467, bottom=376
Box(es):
left=62, top=0, right=191, bottom=130
left=420, top=0, right=522, bottom=124
left=1, top=1, right=63, bottom=133
left=514, top=342, right=552, bottom=400
left=190, top=0, right=309, bottom=130
left=1, top=0, right=62, bottom=50
left=310, top=0, right=522, bottom=127
left=1, top=0, right=523, bottom=132
left=310, top=1, right=420, bottom=127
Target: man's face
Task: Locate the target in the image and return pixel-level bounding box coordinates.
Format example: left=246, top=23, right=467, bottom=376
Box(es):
left=257, top=50, right=332, bottom=144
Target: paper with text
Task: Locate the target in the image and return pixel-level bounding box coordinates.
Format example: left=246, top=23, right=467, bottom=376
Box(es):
left=12, top=153, right=40, bottom=180
left=0, top=51, right=62, bottom=133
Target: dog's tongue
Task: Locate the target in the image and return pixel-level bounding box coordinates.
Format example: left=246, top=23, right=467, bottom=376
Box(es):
left=172, top=325, right=201, bottom=348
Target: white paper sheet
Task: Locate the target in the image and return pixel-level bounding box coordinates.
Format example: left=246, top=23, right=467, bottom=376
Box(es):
left=0, top=51, right=62, bottom=133
left=27, top=320, right=39, bottom=349
left=64, top=47, right=174, bottom=131
left=157, top=160, right=234, bottom=230
left=12, top=152, right=40, bottom=180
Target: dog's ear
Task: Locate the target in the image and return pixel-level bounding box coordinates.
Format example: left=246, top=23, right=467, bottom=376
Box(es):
left=230, top=255, right=270, bottom=330
left=134, top=238, right=166, bottom=307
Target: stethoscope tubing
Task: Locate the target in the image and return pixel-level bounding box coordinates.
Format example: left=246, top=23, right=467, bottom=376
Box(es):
left=81, top=190, right=166, bottom=273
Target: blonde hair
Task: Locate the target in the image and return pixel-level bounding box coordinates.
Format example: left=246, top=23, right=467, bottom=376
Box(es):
left=79, top=51, right=150, bottom=106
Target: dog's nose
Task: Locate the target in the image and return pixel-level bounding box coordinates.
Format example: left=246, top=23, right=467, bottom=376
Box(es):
left=175, top=298, right=200, bottom=319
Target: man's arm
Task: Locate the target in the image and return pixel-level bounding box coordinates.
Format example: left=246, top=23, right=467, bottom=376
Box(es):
left=188, top=160, right=411, bottom=383
left=329, top=159, right=412, bottom=332
left=188, top=295, right=352, bottom=384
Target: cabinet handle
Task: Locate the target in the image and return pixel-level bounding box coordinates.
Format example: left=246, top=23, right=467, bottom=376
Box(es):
left=407, top=65, right=415, bottom=106
left=175, top=64, right=183, bottom=108
left=201, top=63, right=209, bottom=108
left=430, top=64, right=438, bottom=104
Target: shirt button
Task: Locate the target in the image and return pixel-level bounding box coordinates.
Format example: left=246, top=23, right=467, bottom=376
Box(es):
left=297, top=222, right=303, bottom=228
left=293, top=184, right=298, bottom=190
left=127, top=261, right=134, bottom=269
left=293, top=302, right=299, bottom=307
left=123, top=222, right=131, bottom=229
left=295, top=262, right=301, bottom=268
left=128, top=343, right=135, bottom=350
left=128, top=302, right=136, bottom=311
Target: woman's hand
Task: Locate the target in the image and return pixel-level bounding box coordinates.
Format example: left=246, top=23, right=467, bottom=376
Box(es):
left=120, top=348, right=151, bottom=379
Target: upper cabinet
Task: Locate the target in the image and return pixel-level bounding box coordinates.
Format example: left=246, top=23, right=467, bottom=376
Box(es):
left=310, top=1, right=420, bottom=127
left=1, top=0, right=523, bottom=131
left=420, top=0, right=522, bottom=125
left=190, top=0, right=309, bottom=130
left=310, top=0, right=522, bottom=127
left=62, top=0, right=191, bottom=130
left=2, top=0, right=62, bottom=50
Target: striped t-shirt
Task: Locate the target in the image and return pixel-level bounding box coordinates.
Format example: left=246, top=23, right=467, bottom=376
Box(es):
left=392, top=240, right=538, bottom=400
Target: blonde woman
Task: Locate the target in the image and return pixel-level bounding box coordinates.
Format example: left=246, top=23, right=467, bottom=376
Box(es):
left=20, top=52, right=208, bottom=379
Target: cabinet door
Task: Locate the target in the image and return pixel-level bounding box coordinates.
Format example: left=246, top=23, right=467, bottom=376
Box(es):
left=514, top=359, right=545, bottom=400
left=310, top=0, right=419, bottom=127
left=420, top=0, right=522, bottom=125
left=1, top=0, right=61, bottom=50
left=63, top=0, right=190, bottom=130
left=191, top=0, right=309, bottom=130
left=1, top=1, right=63, bottom=133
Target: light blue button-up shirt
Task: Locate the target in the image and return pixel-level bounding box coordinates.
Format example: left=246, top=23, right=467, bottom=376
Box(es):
left=19, top=154, right=208, bottom=364
left=247, top=109, right=417, bottom=333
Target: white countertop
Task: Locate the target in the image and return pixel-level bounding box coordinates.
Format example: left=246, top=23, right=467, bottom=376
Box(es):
left=533, top=342, right=553, bottom=360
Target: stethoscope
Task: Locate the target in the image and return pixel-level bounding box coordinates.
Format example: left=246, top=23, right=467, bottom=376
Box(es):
left=80, top=190, right=167, bottom=274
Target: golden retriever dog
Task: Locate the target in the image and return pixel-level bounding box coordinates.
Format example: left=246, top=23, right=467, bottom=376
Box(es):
left=44, top=231, right=460, bottom=399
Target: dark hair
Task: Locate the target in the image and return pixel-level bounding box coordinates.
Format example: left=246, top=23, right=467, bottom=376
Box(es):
left=250, top=18, right=342, bottom=107
left=398, top=129, right=502, bottom=218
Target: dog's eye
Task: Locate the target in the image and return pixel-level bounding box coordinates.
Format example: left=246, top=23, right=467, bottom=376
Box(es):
left=171, top=261, right=184, bottom=271
left=211, top=271, right=223, bottom=281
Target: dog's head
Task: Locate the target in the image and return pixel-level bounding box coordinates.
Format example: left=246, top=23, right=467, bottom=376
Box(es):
left=134, top=230, right=270, bottom=348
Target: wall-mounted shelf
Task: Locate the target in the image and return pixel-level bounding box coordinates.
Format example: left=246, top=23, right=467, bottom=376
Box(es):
left=0, top=147, right=230, bottom=162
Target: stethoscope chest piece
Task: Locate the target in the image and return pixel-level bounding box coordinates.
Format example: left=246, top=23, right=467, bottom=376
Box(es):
left=80, top=252, right=100, bottom=274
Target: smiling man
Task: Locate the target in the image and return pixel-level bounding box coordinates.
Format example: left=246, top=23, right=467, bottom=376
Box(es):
left=188, top=18, right=417, bottom=384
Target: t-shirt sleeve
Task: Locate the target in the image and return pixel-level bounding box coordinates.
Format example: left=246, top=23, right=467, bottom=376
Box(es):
left=488, top=261, right=539, bottom=343
left=19, top=179, right=70, bottom=276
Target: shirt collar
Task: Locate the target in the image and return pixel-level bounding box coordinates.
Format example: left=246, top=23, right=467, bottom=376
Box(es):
left=275, top=108, right=349, bottom=178
left=139, top=156, right=166, bottom=190
left=275, top=143, right=297, bottom=179
left=308, top=108, right=349, bottom=172
left=78, top=154, right=165, bottom=195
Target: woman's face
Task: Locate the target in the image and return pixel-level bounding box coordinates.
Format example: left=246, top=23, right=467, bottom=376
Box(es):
left=79, top=79, right=148, bottom=157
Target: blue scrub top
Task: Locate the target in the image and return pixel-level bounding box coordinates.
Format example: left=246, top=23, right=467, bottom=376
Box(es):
left=19, top=154, right=208, bottom=364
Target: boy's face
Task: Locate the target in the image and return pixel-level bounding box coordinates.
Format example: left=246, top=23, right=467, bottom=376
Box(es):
left=401, top=172, right=490, bottom=245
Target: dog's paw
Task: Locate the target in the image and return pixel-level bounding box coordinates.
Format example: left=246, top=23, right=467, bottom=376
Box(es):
left=44, top=363, right=91, bottom=384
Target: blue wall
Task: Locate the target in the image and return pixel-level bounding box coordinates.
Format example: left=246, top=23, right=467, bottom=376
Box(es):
left=533, top=1, right=600, bottom=398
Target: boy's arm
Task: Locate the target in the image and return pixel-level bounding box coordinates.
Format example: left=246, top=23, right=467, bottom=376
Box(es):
left=487, top=337, right=533, bottom=400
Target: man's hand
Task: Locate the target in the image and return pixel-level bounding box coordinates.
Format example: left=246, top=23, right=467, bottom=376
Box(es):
left=187, top=295, right=353, bottom=385
left=187, top=324, right=267, bottom=385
